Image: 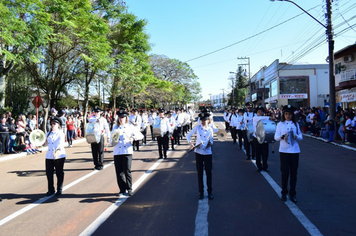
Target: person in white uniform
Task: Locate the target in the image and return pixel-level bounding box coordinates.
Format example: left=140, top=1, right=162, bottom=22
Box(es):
left=111, top=108, right=144, bottom=196
left=88, top=107, right=110, bottom=170
left=274, top=105, right=303, bottom=203
left=187, top=112, right=214, bottom=200
left=45, top=116, right=66, bottom=196
left=253, top=106, right=270, bottom=172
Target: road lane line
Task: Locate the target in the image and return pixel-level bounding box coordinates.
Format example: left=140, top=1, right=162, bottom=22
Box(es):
left=241, top=144, right=323, bottom=236
left=194, top=172, right=209, bottom=236
left=0, top=140, right=154, bottom=227
left=79, top=158, right=164, bottom=236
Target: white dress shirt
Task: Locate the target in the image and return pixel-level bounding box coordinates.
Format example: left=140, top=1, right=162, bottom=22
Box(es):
left=46, top=130, right=66, bottom=159
left=88, top=115, right=110, bottom=137
left=274, top=121, right=303, bottom=153
left=236, top=115, right=244, bottom=130
left=111, top=124, right=144, bottom=155
left=186, top=124, right=214, bottom=155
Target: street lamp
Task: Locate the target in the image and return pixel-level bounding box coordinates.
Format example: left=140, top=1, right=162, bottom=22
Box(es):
left=270, top=0, right=336, bottom=119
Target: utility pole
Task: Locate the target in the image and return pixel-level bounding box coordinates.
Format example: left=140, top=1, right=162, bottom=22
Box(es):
left=237, top=57, right=251, bottom=103
left=326, top=0, right=336, bottom=120
left=220, top=88, right=225, bottom=108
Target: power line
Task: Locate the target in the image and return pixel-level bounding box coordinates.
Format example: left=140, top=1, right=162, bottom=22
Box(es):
left=184, top=11, right=307, bottom=63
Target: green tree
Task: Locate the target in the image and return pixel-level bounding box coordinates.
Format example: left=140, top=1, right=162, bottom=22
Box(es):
left=0, top=0, right=51, bottom=107
left=149, top=54, right=202, bottom=108
left=108, top=12, right=155, bottom=111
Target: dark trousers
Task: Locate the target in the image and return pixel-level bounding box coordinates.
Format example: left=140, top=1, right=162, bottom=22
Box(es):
left=141, top=127, right=147, bottom=144
left=157, top=134, right=169, bottom=158
left=195, top=153, right=212, bottom=194
left=114, top=154, right=133, bottom=193
left=46, top=158, right=65, bottom=192
left=236, top=129, right=243, bottom=149
left=280, top=152, right=299, bottom=196
left=133, top=140, right=140, bottom=151
left=0, top=133, right=9, bottom=154
left=173, top=127, right=181, bottom=144
left=150, top=125, right=155, bottom=140
left=225, top=121, right=230, bottom=131
left=170, top=134, right=175, bottom=149
left=253, top=137, right=269, bottom=170
left=230, top=127, right=237, bottom=143
left=91, top=135, right=104, bottom=168
left=242, top=130, right=255, bottom=158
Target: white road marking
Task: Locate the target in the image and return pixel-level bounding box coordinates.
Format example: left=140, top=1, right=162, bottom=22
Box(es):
left=243, top=145, right=323, bottom=236
left=0, top=140, right=152, bottom=227
left=79, top=156, right=165, bottom=235
left=194, top=172, right=209, bottom=236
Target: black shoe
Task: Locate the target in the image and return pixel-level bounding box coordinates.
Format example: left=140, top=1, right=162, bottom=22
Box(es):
left=281, top=195, right=287, bottom=202
left=252, top=157, right=256, bottom=160
left=158, top=156, right=163, bottom=159
left=55, top=190, right=62, bottom=196
left=246, top=157, right=251, bottom=160
left=198, top=193, right=204, bottom=200
left=290, top=195, right=297, bottom=203
left=164, top=156, right=167, bottom=159
left=46, top=190, right=55, bottom=196
left=263, top=168, right=269, bottom=172
left=127, top=190, right=133, bottom=196
left=208, top=193, right=214, bottom=200
left=172, top=148, right=175, bottom=150
left=257, top=168, right=262, bottom=172
left=118, top=190, right=126, bottom=195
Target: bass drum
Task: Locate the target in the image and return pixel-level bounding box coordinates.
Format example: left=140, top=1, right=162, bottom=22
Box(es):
left=245, top=122, right=254, bottom=143
left=86, top=122, right=101, bottom=143
left=256, top=119, right=276, bottom=144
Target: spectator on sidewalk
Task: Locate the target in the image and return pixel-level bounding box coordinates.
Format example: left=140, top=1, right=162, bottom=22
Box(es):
left=0, top=115, right=10, bottom=154
left=344, top=113, right=353, bottom=144
left=16, top=115, right=27, bottom=145
left=327, top=119, right=335, bottom=142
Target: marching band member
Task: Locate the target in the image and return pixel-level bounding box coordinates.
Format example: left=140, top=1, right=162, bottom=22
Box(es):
left=166, top=110, right=176, bottom=150
left=274, top=105, right=303, bottom=203
left=111, top=108, right=144, bottom=196
left=45, top=116, right=66, bottom=196
left=229, top=109, right=238, bottom=144
left=253, top=105, right=270, bottom=172
left=139, top=110, right=149, bottom=145
left=197, top=107, right=218, bottom=133
left=182, top=109, right=190, bottom=137
left=243, top=102, right=256, bottom=160
left=129, top=109, right=142, bottom=151
left=172, top=108, right=184, bottom=145
left=223, top=107, right=230, bottom=132
left=88, top=107, right=110, bottom=170
left=188, top=106, right=195, bottom=130
left=236, top=109, right=245, bottom=150
left=155, top=108, right=171, bottom=159
left=148, top=110, right=157, bottom=141
left=187, top=112, right=214, bottom=200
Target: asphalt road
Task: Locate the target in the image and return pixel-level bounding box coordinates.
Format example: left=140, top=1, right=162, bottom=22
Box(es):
left=0, top=113, right=355, bottom=236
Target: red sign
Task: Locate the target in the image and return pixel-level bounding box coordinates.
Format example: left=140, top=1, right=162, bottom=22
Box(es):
left=32, top=95, right=43, bottom=108
left=280, top=94, right=308, bottom=99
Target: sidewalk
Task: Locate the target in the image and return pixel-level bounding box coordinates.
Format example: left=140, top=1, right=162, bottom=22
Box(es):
left=303, top=133, right=356, bottom=152
left=0, top=138, right=87, bottom=162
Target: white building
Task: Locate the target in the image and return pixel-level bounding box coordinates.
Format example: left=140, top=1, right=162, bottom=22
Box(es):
left=210, top=93, right=226, bottom=109
left=248, top=59, right=330, bottom=109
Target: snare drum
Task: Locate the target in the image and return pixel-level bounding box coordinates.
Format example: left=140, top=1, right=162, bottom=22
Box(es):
left=256, top=119, right=276, bottom=144
left=86, top=122, right=101, bottom=143
left=245, top=123, right=254, bottom=143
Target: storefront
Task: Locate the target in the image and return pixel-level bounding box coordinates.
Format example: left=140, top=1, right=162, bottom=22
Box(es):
left=278, top=76, right=309, bottom=108
left=336, top=88, right=356, bottom=109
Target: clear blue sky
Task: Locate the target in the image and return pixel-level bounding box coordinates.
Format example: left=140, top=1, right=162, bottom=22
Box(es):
left=125, top=0, right=356, bottom=100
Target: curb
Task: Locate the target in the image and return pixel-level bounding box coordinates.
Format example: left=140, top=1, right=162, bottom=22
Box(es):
left=0, top=138, right=87, bottom=162
left=303, top=133, right=356, bottom=152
